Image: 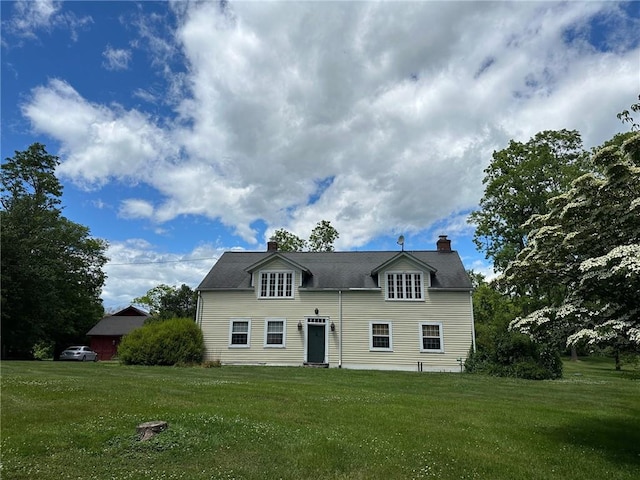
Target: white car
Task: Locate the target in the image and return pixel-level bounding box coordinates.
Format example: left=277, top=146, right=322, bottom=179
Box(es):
left=59, top=346, right=98, bottom=362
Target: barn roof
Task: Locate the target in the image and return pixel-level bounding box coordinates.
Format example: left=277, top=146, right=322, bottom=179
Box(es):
left=87, top=306, right=150, bottom=336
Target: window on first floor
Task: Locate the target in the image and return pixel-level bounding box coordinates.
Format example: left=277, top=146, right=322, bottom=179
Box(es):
left=259, top=271, right=294, bottom=298
left=264, top=318, right=286, bottom=347
left=420, top=322, right=444, bottom=352
left=229, top=319, right=251, bottom=347
left=386, top=272, right=423, bottom=300
left=369, top=321, right=393, bottom=351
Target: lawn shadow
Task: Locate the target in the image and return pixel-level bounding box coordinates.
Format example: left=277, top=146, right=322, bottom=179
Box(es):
left=547, top=413, right=640, bottom=466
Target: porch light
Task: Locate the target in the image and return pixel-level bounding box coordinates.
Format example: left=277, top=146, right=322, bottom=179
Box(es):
left=331, top=321, right=335, bottom=332
left=298, top=320, right=302, bottom=331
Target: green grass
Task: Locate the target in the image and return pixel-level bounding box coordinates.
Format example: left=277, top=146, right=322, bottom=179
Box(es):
left=1, top=358, right=639, bottom=480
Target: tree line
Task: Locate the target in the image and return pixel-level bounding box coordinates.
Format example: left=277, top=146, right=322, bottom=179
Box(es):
left=468, top=97, right=640, bottom=374
left=2, top=97, right=638, bottom=371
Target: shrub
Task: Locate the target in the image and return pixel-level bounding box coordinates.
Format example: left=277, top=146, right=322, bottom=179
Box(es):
left=465, top=331, right=562, bottom=380
left=118, top=318, right=204, bottom=366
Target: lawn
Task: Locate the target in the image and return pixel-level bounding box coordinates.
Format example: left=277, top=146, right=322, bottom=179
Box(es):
left=1, top=358, right=638, bottom=480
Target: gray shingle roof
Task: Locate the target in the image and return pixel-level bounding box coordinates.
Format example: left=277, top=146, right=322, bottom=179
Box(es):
left=87, top=307, right=150, bottom=336
left=197, top=250, right=472, bottom=291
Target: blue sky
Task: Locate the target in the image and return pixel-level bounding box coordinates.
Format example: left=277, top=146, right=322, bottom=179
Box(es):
left=2, top=1, right=638, bottom=309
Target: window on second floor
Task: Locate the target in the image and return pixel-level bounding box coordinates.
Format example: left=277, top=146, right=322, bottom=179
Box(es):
left=259, top=271, right=294, bottom=298
left=386, top=272, right=423, bottom=300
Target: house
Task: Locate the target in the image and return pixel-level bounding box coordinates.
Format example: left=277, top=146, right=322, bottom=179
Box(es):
left=196, top=236, right=475, bottom=372
left=87, top=306, right=150, bottom=360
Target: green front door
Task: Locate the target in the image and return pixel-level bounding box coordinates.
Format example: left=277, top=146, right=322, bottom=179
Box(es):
left=307, top=324, right=325, bottom=363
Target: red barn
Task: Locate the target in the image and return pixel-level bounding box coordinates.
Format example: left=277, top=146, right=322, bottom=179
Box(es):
left=87, top=306, right=150, bottom=360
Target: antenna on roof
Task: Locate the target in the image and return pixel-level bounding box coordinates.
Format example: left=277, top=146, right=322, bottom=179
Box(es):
left=397, top=235, right=405, bottom=251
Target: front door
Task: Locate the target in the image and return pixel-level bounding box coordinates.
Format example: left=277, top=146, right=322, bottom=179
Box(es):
left=307, top=324, right=325, bottom=363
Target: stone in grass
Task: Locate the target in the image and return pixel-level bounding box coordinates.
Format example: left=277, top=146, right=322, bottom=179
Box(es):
left=136, top=420, right=168, bottom=441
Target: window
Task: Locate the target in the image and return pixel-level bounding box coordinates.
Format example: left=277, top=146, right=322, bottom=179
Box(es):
left=386, top=272, right=423, bottom=300
left=369, top=322, right=393, bottom=351
left=259, top=271, right=294, bottom=298
left=229, top=319, right=251, bottom=347
left=420, top=322, right=444, bottom=352
left=264, top=318, right=286, bottom=347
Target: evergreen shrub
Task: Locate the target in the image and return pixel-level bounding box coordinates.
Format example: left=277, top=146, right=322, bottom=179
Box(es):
left=118, top=318, right=204, bottom=366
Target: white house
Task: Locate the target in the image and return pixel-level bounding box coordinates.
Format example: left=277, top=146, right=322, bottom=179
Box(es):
left=196, top=236, right=475, bottom=372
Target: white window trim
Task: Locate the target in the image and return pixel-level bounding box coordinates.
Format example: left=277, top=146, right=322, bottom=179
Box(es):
left=229, top=318, right=251, bottom=348
left=369, top=321, right=393, bottom=352
left=385, top=271, right=424, bottom=301
left=419, top=322, right=444, bottom=353
left=258, top=270, right=295, bottom=299
left=264, top=318, right=287, bottom=348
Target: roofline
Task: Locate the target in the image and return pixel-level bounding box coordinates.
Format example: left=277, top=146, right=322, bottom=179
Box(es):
left=244, top=252, right=312, bottom=274
left=428, top=287, right=473, bottom=292
left=299, top=288, right=382, bottom=292
left=197, top=287, right=254, bottom=292
left=370, top=251, right=437, bottom=275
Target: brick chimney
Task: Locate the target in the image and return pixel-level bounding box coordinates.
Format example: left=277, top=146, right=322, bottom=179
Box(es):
left=436, top=235, right=451, bottom=252
left=267, top=241, right=278, bottom=252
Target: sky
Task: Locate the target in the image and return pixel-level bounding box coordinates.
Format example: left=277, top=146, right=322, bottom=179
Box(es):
left=2, top=0, right=639, bottom=310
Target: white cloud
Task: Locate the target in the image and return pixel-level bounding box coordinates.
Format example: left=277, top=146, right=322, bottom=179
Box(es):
left=102, top=240, right=225, bottom=308
left=5, top=0, right=92, bottom=42
left=21, top=2, right=640, bottom=248
left=102, top=45, right=132, bottom=71
left=119, top=199, right=155, bottom=219
left=23, top=79, right=179, bottom=187
left=7, top=0, right=61, bottom=38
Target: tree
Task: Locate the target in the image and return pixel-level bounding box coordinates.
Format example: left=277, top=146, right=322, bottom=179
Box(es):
left=617, top=94, right=640, bottom=132
left=133, top=283, right=197, bottom=320
left=270, top=229, right=307, bottom=252
left=1, top=143, right=108, bottom=359
left=308, top=219, right=339, bottom=252
left=270, top=220, right=339, bottom=252
left=469, top=130, right=589, bottom=272
left=508, top=132, right=640, bottom=369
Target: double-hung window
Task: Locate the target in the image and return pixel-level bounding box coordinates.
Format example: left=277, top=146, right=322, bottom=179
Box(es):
left=386, top=272, right=423, bottom=300
left=229, top=319, right=251, bottom=347
left=259, top=271, right=294, bottom=298
left=369, top=322, right=393, bottom=351
left=419, top=322, right=444, bottom=352
left=264, top=318, right=286, bottom=347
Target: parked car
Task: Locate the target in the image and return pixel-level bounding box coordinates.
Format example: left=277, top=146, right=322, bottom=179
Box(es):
left=59, top=346, right=98, bottom=362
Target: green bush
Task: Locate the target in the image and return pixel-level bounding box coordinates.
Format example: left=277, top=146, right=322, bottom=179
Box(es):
left=117, top=318, right=204, bottom=366
left=465, top=331, right=562, bottom=380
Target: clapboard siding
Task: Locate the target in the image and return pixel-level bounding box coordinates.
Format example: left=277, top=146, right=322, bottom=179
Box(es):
left=198, top=249, right=474, bottom=371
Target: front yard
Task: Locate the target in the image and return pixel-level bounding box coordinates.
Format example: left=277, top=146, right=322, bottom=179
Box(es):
left=1, top=358, right=638, bottom=479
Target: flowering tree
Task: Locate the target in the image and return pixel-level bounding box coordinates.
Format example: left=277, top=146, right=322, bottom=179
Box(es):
left=507, top=132, right=640, bottom=368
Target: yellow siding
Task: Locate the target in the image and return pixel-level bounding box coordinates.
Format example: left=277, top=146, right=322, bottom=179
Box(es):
left=199, top=258, right=474, bottom=372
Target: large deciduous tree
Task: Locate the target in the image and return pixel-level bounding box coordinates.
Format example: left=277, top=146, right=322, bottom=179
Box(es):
left=133, top=283, right=198, bottom=320
left=469, top=130, right=589, bottom=272
left=508, top=132, right=640, bottom=368
left=1, top=143, right=108, bottom=359
left=270, top=220, right=339, bottom=252
left=308, top=220, right=339, bottom=252
left=270, top=229, right=307, bottom=252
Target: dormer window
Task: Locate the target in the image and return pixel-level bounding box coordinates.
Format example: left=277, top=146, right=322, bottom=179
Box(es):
left=259, top=271, right=294, bottom=298
left=386, top=272, right=423, bottom=300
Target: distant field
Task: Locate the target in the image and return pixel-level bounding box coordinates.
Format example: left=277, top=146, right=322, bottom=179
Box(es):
left=1, top=357, right=638, bottom=480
